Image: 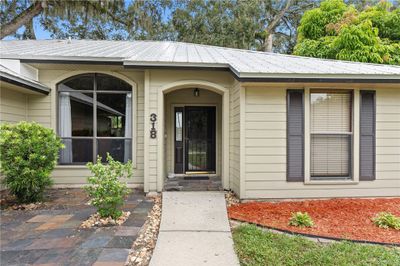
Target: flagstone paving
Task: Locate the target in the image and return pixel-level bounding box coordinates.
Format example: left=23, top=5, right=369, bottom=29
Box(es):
left=0, top=189, right=153, bottom=266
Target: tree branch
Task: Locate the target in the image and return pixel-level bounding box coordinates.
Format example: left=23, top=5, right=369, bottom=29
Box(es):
left=1, top=1, right=43, bottom=39
left=263, top=0, right=293, bottom=52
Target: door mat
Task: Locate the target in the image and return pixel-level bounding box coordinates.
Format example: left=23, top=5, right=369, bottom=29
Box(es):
left=184, top=176, right=209, bottom=180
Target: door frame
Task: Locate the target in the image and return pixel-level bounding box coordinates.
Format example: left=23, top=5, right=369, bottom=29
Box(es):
left=156, top=80, right=230, bottom=192
left=170, top=103, right=219, bottom=176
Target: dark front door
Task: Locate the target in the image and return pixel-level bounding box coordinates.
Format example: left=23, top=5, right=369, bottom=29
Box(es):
left=174, top=106, right=216, bottom=174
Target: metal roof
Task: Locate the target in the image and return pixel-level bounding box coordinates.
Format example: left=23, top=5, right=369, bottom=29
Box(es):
left=1, top=40, right=400, bottom=80
left=0, top=64, right=50, bottom=94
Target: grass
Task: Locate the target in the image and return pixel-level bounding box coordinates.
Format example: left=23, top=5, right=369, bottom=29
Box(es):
left=232, top=224, right=400, bottom=266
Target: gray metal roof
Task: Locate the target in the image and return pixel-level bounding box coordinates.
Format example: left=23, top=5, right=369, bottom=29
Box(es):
left=0, top=64, right=50, bottom=94
left=1, top=40, right=400, bottom=80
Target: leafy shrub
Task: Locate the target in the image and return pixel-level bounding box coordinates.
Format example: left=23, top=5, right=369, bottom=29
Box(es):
left=85, top=154, right=132, bottom=219
left=372, top=212, right=400, bottom=230
left=288, top=212, right=314, bottom=227
left=0, top=122, right=63, bottom=203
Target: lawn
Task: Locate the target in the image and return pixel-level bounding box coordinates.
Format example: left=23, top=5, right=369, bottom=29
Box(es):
left=232, top=224, right=400, bottom=266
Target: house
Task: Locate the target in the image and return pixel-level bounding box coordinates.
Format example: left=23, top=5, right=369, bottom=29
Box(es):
left=0, top=40, right=399, bottom=199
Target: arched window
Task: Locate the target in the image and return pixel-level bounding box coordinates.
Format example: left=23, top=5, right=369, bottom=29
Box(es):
left=58, top=73, right=132, bottom=164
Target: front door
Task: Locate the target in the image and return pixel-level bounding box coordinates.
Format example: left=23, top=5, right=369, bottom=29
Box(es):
left=174, top=106, right=216, bottom=174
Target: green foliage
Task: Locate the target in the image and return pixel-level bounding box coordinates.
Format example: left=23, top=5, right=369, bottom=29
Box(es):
left=372, top=212, right=400, bottom=230
left=233, top=224, right=400, bottom=266
left=288, top=212, right=314, bottom=227
left=85, top=154, right=132, bottom=219
left=294, top=0, right=400, bottom=65
left=0, top=122, right=63, bottom=203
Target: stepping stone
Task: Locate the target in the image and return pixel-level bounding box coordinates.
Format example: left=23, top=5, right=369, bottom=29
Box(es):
left=27, top=215, right=53, bottom=223
left=106, top=236, right=136, bottom=249
left=67, top=248, right=103, bottom=266
left=115, top=226, right=141, bottom=236
left=80, top=236, right=113, bottom=249
left=47, top=214, right=74, bottom=223
left=96, top=248, right=130, bottom=262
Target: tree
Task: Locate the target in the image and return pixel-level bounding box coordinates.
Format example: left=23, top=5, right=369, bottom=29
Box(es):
left=171, top=0, right=317, bottom=53
left=0, top=0, right=125, bottom=39
left=293, top=0, right=400, bottom=65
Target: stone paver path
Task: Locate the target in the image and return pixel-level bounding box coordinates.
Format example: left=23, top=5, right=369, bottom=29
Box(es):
left=1, top=189, right=153, bottom=266
left=150, top=192, right=239, bottom=266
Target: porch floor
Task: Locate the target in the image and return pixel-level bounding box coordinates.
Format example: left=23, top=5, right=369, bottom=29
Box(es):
left=164, top=176, right=223, bottom=191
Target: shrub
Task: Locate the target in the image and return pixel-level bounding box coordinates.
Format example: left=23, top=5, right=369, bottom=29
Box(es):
left=372, top=212, right=400, bottom=230
left=0, top=122, right=63, bottom=203
left=85, top=154, right=132, bottom=219
left=288, top=212, right=314, bottom=227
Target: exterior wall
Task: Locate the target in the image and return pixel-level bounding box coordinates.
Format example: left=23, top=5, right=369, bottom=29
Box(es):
left=0, top=87, right=28, bottom=123
left=32, top=68, right=145, bottom=187
left=164, top=88, right=222, bottom=176
left=229, top=82, right=241, bottom=196
left=146, top=70, right=235, bottom=191
left=243, top=84, right=400, bottom=199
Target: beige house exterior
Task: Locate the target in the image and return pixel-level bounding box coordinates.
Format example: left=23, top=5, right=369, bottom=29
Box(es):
left=1, top=40, right=399, bottom=199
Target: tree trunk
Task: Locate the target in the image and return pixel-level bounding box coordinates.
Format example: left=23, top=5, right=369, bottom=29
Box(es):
left=1, top=2, right=43, bottom=39
left=262, top=0, right=293, bottom=52
left=266, top=33, right=274, bottom=52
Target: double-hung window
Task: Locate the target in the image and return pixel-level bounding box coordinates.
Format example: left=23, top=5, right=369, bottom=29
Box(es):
left=310, top=90, right=352, bottom=179
left=58, top=73, right=132, bottom=164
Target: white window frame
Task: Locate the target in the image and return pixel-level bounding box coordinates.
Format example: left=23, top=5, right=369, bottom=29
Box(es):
left=304, top=87, right=360, bottom=184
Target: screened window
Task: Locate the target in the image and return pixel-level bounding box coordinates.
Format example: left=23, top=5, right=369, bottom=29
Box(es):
left=58, top=74, right=132, bottom=164
left=310, top=91, right=352, bottom=179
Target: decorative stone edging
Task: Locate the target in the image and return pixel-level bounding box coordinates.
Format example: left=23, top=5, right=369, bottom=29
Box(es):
left=126, top=194, right=162, bottom=266
left=80, top=211, right=131, bottom=228
left=230, top=219, right=400, bottom=247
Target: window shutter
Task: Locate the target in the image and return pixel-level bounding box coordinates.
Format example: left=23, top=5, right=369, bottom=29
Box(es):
left=287, top=90, right=304, bottom=182
left=360, top=91, right=376, bottom=181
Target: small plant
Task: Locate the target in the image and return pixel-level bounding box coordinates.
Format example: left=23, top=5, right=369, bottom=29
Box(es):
left=372, top=212, right=400, bottom=230
left=288, top=212, right=314, bottom=227
left=0, top=122, right=63, bottom=203
left=85, top=154, right=132, bottom=219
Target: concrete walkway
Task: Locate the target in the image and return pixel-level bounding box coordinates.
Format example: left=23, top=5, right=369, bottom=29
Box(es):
left=150, top=192, right=240, bottom=266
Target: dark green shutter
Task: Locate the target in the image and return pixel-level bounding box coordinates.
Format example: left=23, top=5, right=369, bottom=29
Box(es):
left=287, top=90, right=304, bottom=182
left=360, top=91, right=376, bottom=181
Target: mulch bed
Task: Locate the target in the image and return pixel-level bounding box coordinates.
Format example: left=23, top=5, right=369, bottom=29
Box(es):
left=228, top=198, right=400, bottom=244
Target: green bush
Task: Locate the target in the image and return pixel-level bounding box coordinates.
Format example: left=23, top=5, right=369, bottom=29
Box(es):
left=288, top=212, right=314, bottom=227
left=0, top=122, right=63, bottom=203
left=85, top=154, right=132, bottom=219
left=372, top=212, right=400, bottom=230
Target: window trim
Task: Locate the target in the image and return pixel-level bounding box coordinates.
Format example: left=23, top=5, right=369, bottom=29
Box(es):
left=56, top=73, right=136, bottom=166
left=304, top=87, right=360, bottom=184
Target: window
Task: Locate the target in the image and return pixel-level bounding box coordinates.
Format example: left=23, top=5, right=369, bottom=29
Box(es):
left=58, top=74, right=132, bottom=164
left=310, top=90, right=352, bottom=179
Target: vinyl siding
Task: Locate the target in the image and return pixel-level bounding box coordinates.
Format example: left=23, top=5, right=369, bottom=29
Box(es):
left=0, top=87, right=28, bottom=123
left=229, top=82, right=241, bottom=196
left=244, top=86, right=400, bottom=199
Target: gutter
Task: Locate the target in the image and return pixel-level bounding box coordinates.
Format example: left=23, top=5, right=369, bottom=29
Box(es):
left=0, top=72, right=50, bottom=95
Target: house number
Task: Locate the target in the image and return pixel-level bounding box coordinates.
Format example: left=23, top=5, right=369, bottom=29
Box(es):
left=150, top=113, right=157, bottom=139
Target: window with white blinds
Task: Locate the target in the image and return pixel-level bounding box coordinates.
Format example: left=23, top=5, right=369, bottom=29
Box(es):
left=310, top=91, right=352, bottom=178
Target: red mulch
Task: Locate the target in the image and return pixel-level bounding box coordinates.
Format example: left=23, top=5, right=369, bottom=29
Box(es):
left=228, top=198, right=400, bottom=244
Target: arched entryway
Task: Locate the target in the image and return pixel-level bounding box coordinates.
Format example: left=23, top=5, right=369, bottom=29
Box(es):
left=157, top=81, right=230, bottom=191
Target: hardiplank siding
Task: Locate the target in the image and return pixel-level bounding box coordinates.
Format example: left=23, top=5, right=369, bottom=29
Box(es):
left=2, top=64, right=398, bottom=198
left=35, top=68, right=145, bottom=186
left=229, top=82, right=241, bottom=196
left=244, top=86, right=400, bottom=199
left=0, top=88, right=28, bottom=123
